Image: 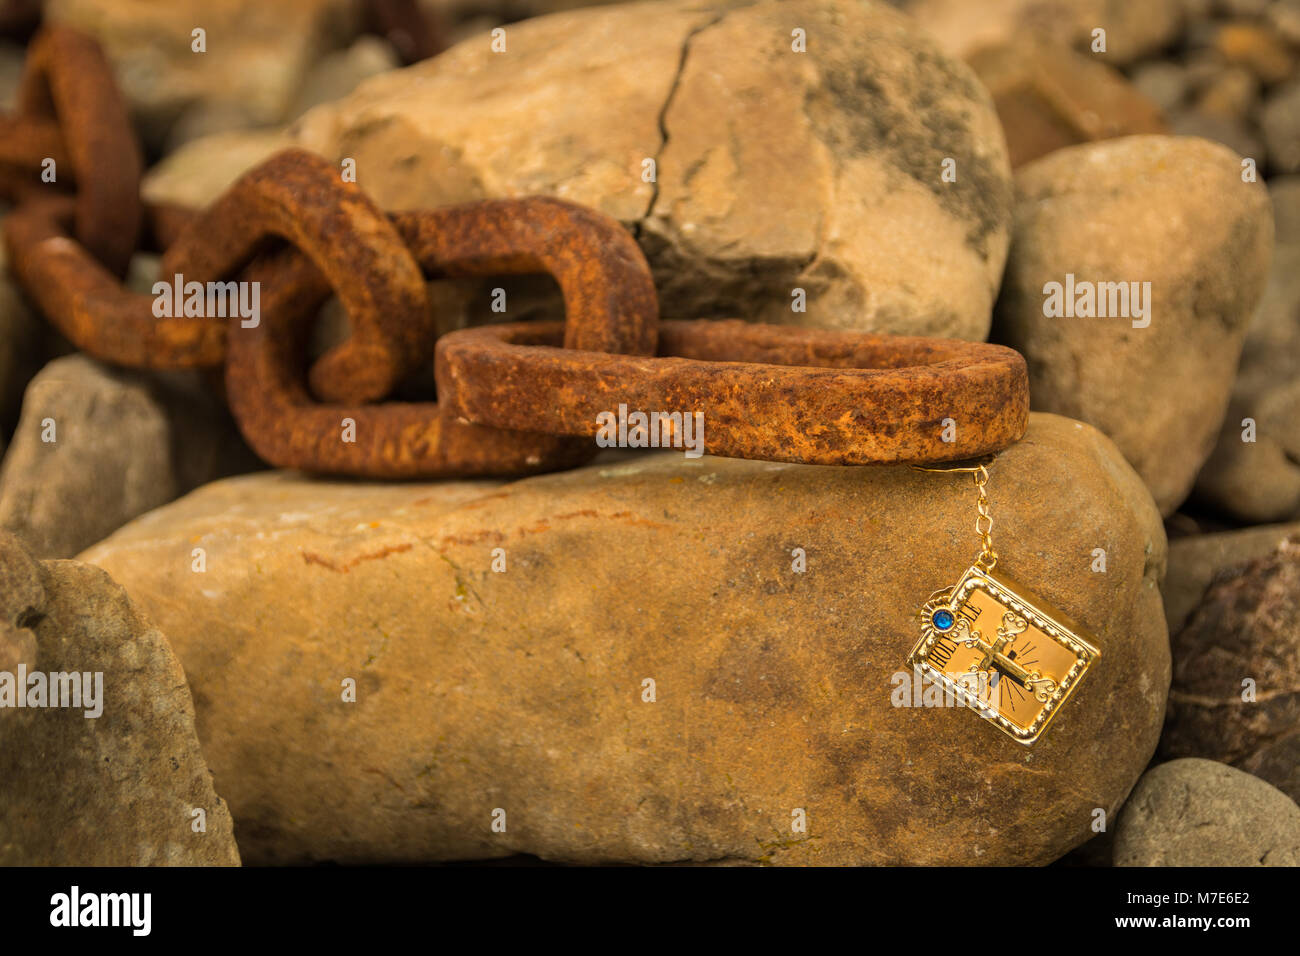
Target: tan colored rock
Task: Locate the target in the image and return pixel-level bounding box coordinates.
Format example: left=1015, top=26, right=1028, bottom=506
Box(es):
left=45, top=0, right=358, bottom=151
left=0, top=356, right=260, bottom=559
left=901, top=0, right=1184, bottom=66
left=1114, top=759, right=1300, bottom=866
left=967, top=40, right=1166, bottom=168
left=992, top=135, right=1274, bottom=517
left=143, top=128, right=291, bottom=210
left=1213, top=22, right=1295, bottom=86
left=83, top=413, right=1168, bottom=865
left=0, top=532, right=240, bottom=865
left=264, top=0, right=1012, bottom=340
left=1193, top=65, right=1260, bottom=121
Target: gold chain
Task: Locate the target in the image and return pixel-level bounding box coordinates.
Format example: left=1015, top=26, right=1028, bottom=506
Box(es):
left=910, top=456, right=998, bottom=573
left=972, top=464, right=997, bottom=572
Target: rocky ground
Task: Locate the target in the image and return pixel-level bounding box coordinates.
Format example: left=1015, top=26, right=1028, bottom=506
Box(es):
left=0, top=0, right=1297, bottom=866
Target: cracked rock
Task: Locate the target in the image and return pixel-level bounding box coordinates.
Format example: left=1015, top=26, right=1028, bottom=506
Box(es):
left=1114, top=758, right=1300, bottom=866
left=82, top=413, right=1167, bottom=865
left=0, top=531, right=240, bottom=865
left=145, top=0, right=1012, bottom=340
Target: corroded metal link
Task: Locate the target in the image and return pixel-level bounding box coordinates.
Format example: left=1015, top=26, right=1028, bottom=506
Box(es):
left=3, top=150, right=436, bottom=399
left=390, top=198, right=659, bottom=357
left=3, top=195, right=227, bottom=367
left=0, top=114, right=70, bottom=174
left=223, top=193, right=662, bottom=477
left=149, top=195, right=660, bottom=360
left=434, top=319, right=1030, bottom=465
left=160, top=149, right=431, bottom=404
left=224, top=251, right=595, bottom=479
left=15, top=26, right=142, bottom=276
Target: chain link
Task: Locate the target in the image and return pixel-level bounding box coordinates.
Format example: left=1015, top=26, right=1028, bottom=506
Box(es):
left=972, top=463, right=998, bottom=572
left=911, top=456, right=999, bottom=572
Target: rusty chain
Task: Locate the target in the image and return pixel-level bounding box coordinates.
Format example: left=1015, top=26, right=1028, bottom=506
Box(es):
left=1, top=26, right=1030, bottom=478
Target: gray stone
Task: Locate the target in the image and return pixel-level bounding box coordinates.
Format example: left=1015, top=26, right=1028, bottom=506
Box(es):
left=0, top=355, right=260, bottom=559
left=1114, top=759, right=1300, bottom=866
left=1131, top=60, right=1190, bottom=113
left=1262, top=79, right=1300, bottom=173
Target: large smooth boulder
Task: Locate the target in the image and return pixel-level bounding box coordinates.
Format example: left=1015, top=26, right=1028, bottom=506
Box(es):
left=0, top=532, right=240, bottom=865
left=83, top=413, right=1169, bottom=865
left=992, top=135, right=1274, bottom=516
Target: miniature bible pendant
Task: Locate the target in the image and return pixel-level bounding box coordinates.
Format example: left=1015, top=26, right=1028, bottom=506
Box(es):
left=907, top=565, right=1100, bottom=745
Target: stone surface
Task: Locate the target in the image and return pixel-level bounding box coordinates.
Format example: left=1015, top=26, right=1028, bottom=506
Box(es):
left=1270, top=0, right=1300, bottom=45
left=1213, top=22, right=1295, bottom=85
left=1193, top=65, right=1260, bottom=120
left=992, top=135, right=1274, bottom=517
left=269, top=0, right=1011, bottom=340
left=44, top=0, right=358, bottom=151
left=0, top=355, right=260, bottom=559
left=288, top=34, right=400, bottom=121
left=83, top=413, right=1169, bottom=865
left=901, top=0, right=1184, bottom=66
left=1114, top=758, right=1300, bottom=866
left=1131, top=60, right=1190, bottom=113
left=967, top=40, right=1166, bottom=168
left=0, top=532, right=240, bottom=865
left=1161, top=536, right=1300, bottom=803
left=1262, top=79, right=1300, bottom=173
left=1164, top=521, right=1300, bottom=633
left=1166, top=108, right=1265, bottom=163
left=1193, top=182, right=1300, bottom=523
left=143, top=128, right=291, bottom=210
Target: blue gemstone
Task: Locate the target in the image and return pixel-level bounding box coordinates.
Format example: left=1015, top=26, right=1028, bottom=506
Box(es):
left=932, top=609, right=955, bottom=631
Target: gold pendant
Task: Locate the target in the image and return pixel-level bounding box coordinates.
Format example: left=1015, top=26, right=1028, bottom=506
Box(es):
left=906, top=459, right=1099, bottom=745
left=907, top=564, right=1099, bottom=745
